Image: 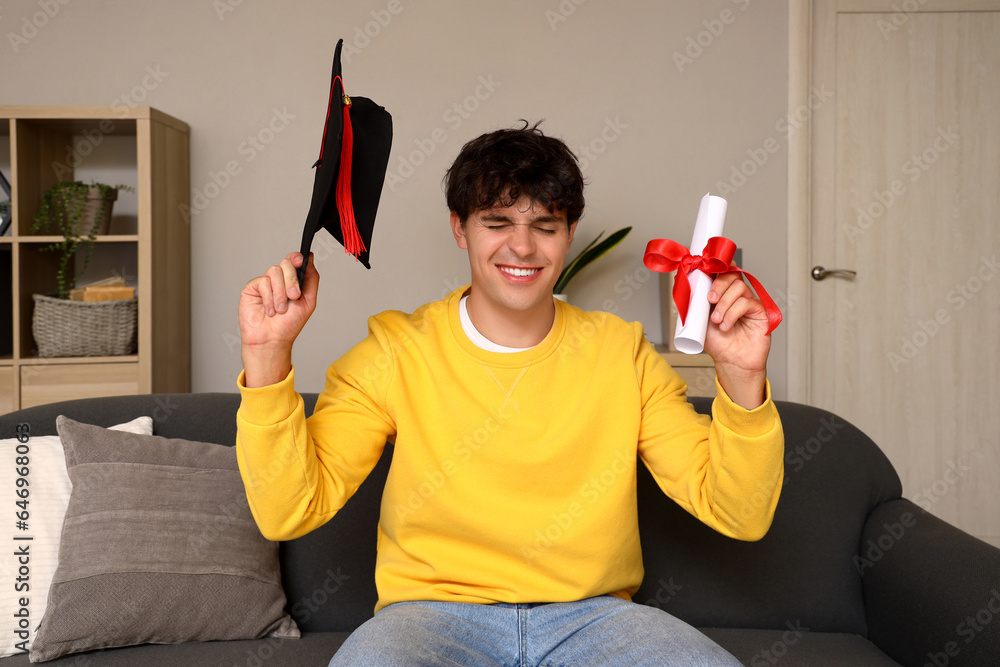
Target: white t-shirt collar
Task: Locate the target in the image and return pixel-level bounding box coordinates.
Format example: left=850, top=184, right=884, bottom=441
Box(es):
left=458, top=295, right=534, bottom=353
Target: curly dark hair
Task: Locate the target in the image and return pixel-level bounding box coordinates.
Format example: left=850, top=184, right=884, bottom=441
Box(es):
left=444, top=121, right=585, bottom=225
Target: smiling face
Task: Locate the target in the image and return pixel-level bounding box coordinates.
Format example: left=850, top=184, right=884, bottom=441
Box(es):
left=451, top=196, right=577, bottom=344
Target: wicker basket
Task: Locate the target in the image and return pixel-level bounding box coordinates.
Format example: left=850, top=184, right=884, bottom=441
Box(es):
left=32, top=294, right=138, bottom=358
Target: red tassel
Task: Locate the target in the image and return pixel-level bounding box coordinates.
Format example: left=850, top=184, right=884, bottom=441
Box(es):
left=335, top=86, right=366, bottom=258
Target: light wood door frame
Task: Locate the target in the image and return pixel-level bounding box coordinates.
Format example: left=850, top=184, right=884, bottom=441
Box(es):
left=787, top=0, right=812, bottom=403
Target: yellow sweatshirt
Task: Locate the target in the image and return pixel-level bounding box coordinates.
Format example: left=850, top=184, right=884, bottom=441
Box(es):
left=236, top=287, right=783, bottom=613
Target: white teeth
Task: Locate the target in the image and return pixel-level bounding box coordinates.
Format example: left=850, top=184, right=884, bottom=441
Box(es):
left=500, top=267, right=539, bottom=277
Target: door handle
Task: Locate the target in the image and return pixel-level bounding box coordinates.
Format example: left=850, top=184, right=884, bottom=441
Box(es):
left=811, top=266, right=857, bottom=281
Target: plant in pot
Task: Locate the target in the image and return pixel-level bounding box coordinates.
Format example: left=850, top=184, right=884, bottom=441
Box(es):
left=30, top=181, right=138, bottom=358
left=553, top=226, right=631, bottom=300
left=31, top=181, right=134, bottom=299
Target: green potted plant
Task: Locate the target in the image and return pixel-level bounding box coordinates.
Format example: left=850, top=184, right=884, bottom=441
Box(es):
left=30, top=181, right=138, bottom=358
left=31, top=181, right=133, bottom=299
left=553, top=226, right=631, bottom=298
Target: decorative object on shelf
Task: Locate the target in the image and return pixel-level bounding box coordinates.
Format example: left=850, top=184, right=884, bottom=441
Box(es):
left=553, top=226, right=631, bottom=297
left=0, top=170, right=11, bottom=236
left=68, top=275, right=135, bottom=302
left=31, top=181, right=134, bottom=300
left=0, top=199, right=10, bottom=237
left=32, top=294, right=138, bottom=358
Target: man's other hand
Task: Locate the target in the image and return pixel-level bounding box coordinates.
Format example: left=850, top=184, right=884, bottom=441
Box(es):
left=238, top=252, right=319, bottom=388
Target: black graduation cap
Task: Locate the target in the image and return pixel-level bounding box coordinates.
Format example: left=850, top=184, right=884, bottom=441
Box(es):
left=298, top=39, right=392, bottom=285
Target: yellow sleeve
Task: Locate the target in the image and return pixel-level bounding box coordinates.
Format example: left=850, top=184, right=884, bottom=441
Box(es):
left=634, top=332, right=784, bottom=541
left=236, top=330, right=396, bottom=541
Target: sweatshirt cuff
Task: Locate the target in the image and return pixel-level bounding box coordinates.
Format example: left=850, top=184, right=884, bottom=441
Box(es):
left=712, top=377, right=778, bottom=438
left=237, top=366, right=301, bottom=426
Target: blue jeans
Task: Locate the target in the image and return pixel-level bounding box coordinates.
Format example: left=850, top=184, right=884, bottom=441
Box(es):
left=328, top=595, right=742, bottom=666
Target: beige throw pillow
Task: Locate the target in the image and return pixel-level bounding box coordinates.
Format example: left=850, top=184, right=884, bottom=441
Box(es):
left=29, top=417, right=299, bottom=663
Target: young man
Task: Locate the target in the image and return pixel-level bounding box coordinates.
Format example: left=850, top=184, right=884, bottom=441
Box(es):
left=236, top=123, right=783, bottom=665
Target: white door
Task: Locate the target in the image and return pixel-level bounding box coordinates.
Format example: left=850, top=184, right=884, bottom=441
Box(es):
left=793, top=0, right=1000, bottom=547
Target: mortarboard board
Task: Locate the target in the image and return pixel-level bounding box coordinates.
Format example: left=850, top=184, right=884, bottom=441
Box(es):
left=298, top=39, right=393, bottom=286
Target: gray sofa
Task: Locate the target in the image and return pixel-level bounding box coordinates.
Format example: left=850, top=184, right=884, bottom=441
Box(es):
left=0, top=393, right=997, bottom=666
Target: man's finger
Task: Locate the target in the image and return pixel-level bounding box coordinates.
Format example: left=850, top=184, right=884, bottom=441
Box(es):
left=708, top=272, right=743, bottom=302
left=710, top=277, right=750, bottom=324
left=265, top=264, right=288, bottom=315
left=279, top=257, right=301, bottom=302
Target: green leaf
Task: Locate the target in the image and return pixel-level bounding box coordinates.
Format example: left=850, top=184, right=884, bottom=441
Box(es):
left=554, top=226, right=631, bottom=294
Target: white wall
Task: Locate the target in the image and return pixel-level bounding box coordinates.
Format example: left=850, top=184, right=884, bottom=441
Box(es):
left=1, top=0, right=790, bottom=397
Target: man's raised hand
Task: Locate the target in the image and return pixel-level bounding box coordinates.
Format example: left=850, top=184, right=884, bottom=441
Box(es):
left=239, top=252, right=319, bottom=388
left=703, top=271, right=771, bottom=410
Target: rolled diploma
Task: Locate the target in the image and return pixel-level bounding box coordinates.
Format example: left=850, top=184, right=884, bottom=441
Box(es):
left=674, top=193, right=728, bottom=354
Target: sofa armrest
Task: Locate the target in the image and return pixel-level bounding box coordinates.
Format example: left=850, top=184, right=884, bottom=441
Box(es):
left=861, top=498, right=1000, bottom=666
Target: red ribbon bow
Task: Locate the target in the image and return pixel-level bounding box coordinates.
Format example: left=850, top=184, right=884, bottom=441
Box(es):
left=643, top=236, right=782, bottom=335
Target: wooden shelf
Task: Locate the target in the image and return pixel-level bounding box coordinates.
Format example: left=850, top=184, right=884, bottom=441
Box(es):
left=17, top=235, right=139, bottom=243
left=0, top=105, right=188, bottom=134
left=655, top=346, right=715, bottom=367
left=655, top=344, right=718, bottom=398
left=0, top=105, right=191, bottom=415
left=19, top=355, right=139, bottom=366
